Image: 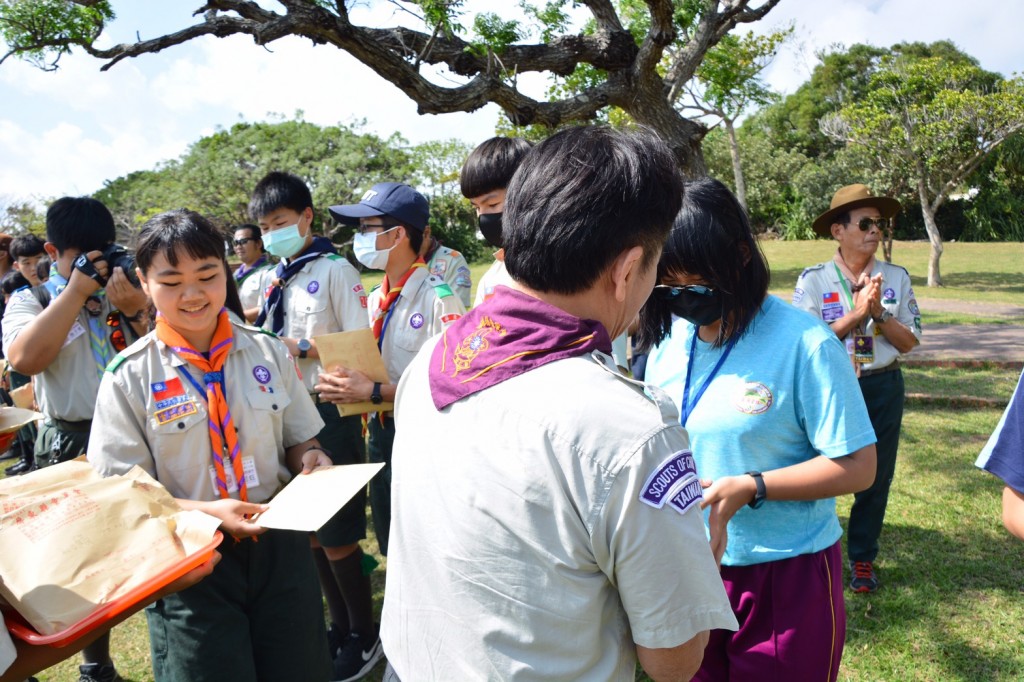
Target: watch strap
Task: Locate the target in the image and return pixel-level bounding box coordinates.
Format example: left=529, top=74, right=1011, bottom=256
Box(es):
left=745, top=470, right=767, bottom=509
left=371, top=382, right=383, bottom=405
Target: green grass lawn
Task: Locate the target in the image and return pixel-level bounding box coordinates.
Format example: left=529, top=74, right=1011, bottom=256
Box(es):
left=761, top=240, right=1024, bottom=306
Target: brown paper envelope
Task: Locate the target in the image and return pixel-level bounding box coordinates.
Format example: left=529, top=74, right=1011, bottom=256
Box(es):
left=313, top=328, right=395, bottom=416
left=9, top=383, right=34, bottom=409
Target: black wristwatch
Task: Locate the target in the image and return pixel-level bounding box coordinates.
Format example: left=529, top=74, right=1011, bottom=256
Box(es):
left=370, top=382, right=383, bottom=405
left=745, top=471, right=767, bottom=509
left=297, top=338, right=311, bottom=359
left=872, top=309, right=893, bottom=324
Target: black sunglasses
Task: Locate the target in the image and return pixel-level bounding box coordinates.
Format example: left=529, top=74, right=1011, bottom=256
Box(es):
left=232, top=238, right=257, bottom=247
left=848, top=217, right=888, bottom=232
left=652, top=284, right=716, bottom=300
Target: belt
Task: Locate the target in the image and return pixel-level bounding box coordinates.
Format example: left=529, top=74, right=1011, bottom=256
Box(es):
left=859, top=360, right=900, bottom=379
left=49, top=418, right=93, bottom=433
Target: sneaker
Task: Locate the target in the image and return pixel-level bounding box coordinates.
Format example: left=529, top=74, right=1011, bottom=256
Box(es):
left=332, top=631, right=384, bottom=682
left=5, top=459, right=34, bottom=476
left=78, top=663, right=123, bottom=682
left=327, top=622, right=344, bottom=659
left=850, top=560, right=879, bottom=593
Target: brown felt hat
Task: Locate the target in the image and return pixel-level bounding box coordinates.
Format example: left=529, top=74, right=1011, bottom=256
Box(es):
left=812, top=184, right=901, bottom=237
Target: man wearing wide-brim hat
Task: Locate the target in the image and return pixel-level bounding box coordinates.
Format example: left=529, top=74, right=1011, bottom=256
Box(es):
left=793, top=183, right=922, bottom=595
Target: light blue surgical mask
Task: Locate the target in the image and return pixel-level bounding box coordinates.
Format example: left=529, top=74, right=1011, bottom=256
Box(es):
left=262, top=224, right=306, bottom=259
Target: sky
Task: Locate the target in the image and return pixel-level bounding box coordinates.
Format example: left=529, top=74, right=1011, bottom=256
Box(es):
left=1, top=0, right=1022, bottom=206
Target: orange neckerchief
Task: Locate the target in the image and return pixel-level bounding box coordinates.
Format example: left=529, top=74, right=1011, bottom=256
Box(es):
left=155, top=310, right=247, bottom=502
left=372, top=259, right=426, bottom=342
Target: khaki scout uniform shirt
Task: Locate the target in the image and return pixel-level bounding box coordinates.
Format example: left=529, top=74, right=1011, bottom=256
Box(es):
left=793, top=257, right=921, bottom=371
left=427, top=245, right=472, bottom=309
left=237, top=260, right=274, bottom=311
left=382, top=346, right=737, bottom=679
left=368, top=268, right=466, bottom=384
left=1, top=289, right=117, bottom=422
left=252, top=253, right=369, bottom=393
left=87, top=321, right=324, bottom=504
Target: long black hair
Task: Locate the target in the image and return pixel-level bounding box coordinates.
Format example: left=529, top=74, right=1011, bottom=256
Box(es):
left=136, top=209, right=245, bottom=320
left=635, top=177, right=770, bottom=350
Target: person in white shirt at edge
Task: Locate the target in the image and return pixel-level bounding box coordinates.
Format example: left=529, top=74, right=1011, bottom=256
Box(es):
left=375, top=126, right=738, bottom=681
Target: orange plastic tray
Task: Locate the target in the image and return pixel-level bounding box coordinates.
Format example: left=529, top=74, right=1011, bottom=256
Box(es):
left=4, top=531, right=223, bottom=647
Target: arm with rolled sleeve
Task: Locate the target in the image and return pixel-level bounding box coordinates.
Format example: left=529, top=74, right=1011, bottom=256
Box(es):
left=593, top=428, right=738, bottom=680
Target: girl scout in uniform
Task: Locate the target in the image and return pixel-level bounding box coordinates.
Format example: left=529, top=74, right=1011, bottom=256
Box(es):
left=87, top=209, right=333, bottom=682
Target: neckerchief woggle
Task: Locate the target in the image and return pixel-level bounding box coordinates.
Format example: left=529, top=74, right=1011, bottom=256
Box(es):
left=155, top=309, right=247, bottom=502
left=255, top=236, right=336, bottom=335
left=46, top=262, right=114, bottom=377
left=429, top=286, right=612, bottom=410
left=679, top=325, right=738, bottom=427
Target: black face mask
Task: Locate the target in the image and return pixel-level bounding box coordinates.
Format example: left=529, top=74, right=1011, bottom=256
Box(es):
left=478, top=212, right=503, bottom=249
left=656, top=285, right=723, bottom=327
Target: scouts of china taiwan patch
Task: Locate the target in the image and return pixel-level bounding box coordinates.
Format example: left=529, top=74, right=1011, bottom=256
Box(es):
left=735, top=382, right=773, bottom=415
left=639, top=450, right=699, bottom=512
left=452, top=316, right=507, bottom=376
left=154, top=400, right=199, bottom=425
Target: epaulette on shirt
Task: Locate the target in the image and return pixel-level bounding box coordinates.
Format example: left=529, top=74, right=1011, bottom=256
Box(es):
left=232, top=318, right=278, bottom=338
left=104, top=335, right=151, bottom=373
left=799, top=263, right=826, bottom=279
left=325, top=253, right=344, bottom=262
left=426, top=275, right=455, bottom=299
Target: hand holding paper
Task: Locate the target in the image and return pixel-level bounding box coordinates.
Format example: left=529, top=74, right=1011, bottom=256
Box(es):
left=255, top=463, right=383, bottom=532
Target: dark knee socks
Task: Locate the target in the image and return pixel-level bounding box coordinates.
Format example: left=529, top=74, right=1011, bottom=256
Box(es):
left=312, top=547, right=349, bottom=634
left=329, top=549, right=374, bottom=638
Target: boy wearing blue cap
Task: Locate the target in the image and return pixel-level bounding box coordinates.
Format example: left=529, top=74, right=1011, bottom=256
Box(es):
left=247, top=172, right=379, bottom=682
left=321, top=182, right=466, bottom=560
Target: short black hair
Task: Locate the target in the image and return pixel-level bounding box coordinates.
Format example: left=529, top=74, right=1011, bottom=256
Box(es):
left=46, top=197, right=116, bottom=253
left=10, top=234, right=45, bottom=260
left=35, top=256, right=51, bottom=283
left=137, top=209, right=244, bottom=320
left=232, top=224, right=264, bottom=252
left=635, top=177, right=770, bottom=350
left=248, top=172, right=314, bottom=222
left=459, top=137, right=534, bottom=199
left=502, top=125, right=683, bottom=295
left=0, top=270, right=29, bottom=296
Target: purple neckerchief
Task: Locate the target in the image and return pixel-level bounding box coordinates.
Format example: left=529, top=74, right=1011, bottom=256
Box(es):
left=429, top=286, right=612, bottom=410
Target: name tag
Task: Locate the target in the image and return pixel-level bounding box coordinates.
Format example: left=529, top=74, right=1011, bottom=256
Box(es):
left=63, top=321, right=86, bottom=348
left=208, top=455, right=259, bottom=494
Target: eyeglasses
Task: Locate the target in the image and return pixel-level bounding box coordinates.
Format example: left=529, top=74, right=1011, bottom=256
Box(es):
left=848, top=217, right=889, bottom=232
left=652, top=284, right=716, bottom=300
left=232, top=238, right=256, bottom=247
left=358, top=223, right=398, bottom=234
left=107, top=311, right=127, bottom=352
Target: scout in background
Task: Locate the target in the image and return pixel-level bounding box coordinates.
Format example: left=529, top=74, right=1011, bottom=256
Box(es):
left=87, top=208, right=333, bottom=682
left=231, top=223, right=274, bottom=312
left=2, top=197, right=150, bottom=682
left=247, top=172, right=377, bottom=682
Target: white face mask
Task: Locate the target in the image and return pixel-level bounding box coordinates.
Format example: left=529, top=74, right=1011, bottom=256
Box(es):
left=352, top=228, right=398, bottom=270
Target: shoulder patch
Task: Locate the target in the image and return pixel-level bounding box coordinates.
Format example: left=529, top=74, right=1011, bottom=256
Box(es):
left=325, top=253, right=343, bottom=261
left=104, top=354, right=127, bottom=373
left=427, top=275, right=455, bottom=299
left=799, top=263, right=825, bottom=279
left=639, top=450, right=699, bottom=509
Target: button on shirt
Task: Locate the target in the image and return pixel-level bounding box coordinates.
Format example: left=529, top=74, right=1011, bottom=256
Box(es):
left=87, top=322, right=324, bottom=504
left=793, top=259, right=921, bottom=371
left=252, top=254, right=369, bottom=392
left=1, top=290, right=117, bottom=421
left=368, top=268, right=466, bottom=383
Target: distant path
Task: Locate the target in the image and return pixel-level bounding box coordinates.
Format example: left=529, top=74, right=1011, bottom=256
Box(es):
left=917, top=298, right=1024, bottom=318
left=910, top=323, right=1024, bottom=364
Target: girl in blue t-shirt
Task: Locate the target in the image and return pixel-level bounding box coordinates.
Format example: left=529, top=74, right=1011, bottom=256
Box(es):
left=636, top=178, right=877, bottom=682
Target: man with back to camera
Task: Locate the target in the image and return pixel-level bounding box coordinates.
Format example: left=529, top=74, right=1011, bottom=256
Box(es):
left=793, top=183, right=921, bottom=594
left=376, top=126, right=738, bottom=681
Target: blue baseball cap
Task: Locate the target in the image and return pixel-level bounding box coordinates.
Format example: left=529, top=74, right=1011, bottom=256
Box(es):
left=328, top=182, right=429, bottom=231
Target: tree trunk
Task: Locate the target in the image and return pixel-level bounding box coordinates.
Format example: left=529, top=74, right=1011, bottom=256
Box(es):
left=881, top=229, right=893, bottom=263
left=919, top=195, right=944, bottom=286
left=724, top=118, right=747, bottom=212
left=618, top=81, right=707, bottom=177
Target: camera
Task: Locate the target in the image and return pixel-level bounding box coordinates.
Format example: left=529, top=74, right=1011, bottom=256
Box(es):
left=100, top=244, right=140, bottom=287
left=72, top=243, right=140, bottom=288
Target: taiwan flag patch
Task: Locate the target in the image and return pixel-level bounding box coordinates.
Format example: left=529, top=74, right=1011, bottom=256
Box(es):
left=151, top=378, right=185, bottom=403
left=823, top=292, right=840, bottom=305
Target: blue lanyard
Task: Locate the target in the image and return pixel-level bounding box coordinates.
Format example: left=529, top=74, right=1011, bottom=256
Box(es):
left=377, top=296, right=401, bottom=351
left=680, top=327, right=737, bottom=427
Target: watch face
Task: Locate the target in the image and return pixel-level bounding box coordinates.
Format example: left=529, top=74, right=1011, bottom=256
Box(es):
left=298, top=339, right=311, bottom=351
